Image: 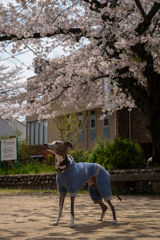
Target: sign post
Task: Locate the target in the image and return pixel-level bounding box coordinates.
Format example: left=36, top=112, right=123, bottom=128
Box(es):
left=0, top=138, right=18, bottom=169
left=0, top=141, right=1, bottom=169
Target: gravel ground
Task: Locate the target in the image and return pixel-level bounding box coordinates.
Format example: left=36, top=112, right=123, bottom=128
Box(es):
left=0, top=191, right=160, bottom=240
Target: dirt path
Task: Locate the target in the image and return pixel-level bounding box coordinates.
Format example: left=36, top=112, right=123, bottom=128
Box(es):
left=0, top=192, right=160, bottom=240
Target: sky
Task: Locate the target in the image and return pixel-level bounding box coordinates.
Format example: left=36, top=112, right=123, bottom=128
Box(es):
left=1, top=40, right=67, bottom=81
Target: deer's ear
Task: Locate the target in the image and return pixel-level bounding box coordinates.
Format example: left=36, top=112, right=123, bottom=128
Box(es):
left=64, top=142, right=73, bottom=149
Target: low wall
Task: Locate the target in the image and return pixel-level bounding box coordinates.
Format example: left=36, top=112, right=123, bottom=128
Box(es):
left=0, top=173, right=57, bottom=190
left=0, top=168, right=160, bottom=193
left=109, top=168, right=160, bottom=193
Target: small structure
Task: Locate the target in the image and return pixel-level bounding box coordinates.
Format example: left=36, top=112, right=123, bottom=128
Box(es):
left=0, top=118, right=26, bottom=140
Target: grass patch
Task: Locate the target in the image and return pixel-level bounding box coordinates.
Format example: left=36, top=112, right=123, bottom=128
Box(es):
left=0, top=188, right=58, bottom=195
left=0, top=188, right=89, bottom=196
left=0, top=162, right=55, bottom=175
left=78, top=190, right=88, bottom=194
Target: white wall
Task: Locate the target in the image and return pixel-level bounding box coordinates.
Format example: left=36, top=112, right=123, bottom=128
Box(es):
left=0, top=118, right=26, bottom=140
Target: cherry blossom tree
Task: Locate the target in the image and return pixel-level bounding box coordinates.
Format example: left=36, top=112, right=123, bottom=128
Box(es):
left=0, top=0, right=160, bottom=164
left=0, top=64, right=24, bottom=119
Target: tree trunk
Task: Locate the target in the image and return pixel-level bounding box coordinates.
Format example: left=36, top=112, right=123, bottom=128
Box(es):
left=146, top=109, right=160, bottom=165
left=118, top=42, right=160, bottom=166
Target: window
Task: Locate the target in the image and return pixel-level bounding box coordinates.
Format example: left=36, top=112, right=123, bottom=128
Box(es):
left=27, top=122, right=30, bottom=144
left=78, top=113, right=84, bottom=142
left=67, top=115, right=72, bottom=141
left=35, top=121, right=39, bottom=145
left=39, top=121, right=44, bottom=145
left=30, top=122, right=34, bottom=145
left=104, top=115, right=110, bottom=139
left=44, top=120, right=48, bottom=144
left=91, top=119, right=95, bottom=128
left=90, top=110, right=96, bottom=141
left=26, top=120, right=48, bottom=145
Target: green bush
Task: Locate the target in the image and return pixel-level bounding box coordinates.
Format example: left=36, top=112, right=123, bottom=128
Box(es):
left=88, top=139, right=109, bottom=167
left=18, top=138, right=33, bottom=164
left=69, top=149, right=91, bottom=163
left=89, top=137, right=145, bottom=170
left=83, top=150, right=91, bottom=162
left=43, top=154, right=55, bottom=166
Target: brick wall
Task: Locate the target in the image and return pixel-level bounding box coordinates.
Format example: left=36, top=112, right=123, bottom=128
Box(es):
left=117, top=108, right=129, bottom=139
left=131, top=108, right=151, bottom=143
left=117, top=108, right=151, bottom=144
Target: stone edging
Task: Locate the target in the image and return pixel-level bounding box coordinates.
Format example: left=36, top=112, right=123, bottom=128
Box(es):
left=0, top=168, right=160, bottom=193
left=108, top=168, right=160, bottom=181
left=0, top=173, right=56, bottom=190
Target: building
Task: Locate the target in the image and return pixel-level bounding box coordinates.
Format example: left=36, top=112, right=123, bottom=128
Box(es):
left=26, top=106, right=152, bottom=160
left=0, top=118, right=26, bottom=140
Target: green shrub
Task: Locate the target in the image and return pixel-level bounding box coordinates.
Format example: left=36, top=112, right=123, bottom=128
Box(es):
left=89, top=137, right=145, bottom=170
left=43, top=154, right=55, bottom=166
left=18, top=137, right=33, bottom=164
left=69, top=149, right=91, bottom=163
left=83, top=150, right=91, bottom=162
left=88, top=139, right=109, bottom=167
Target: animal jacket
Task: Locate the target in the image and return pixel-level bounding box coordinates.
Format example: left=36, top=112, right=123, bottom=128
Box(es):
left=56, top=155, right=112, bottom=199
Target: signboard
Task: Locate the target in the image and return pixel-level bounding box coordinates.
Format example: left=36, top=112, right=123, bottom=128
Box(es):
left=0, top=138, right=18, bottom=168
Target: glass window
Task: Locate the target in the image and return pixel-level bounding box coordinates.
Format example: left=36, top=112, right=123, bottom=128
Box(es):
left=90, top=110, right=96, bottom=140
left=27, top=120, right=48, bottom=145
left=90, top=129, right=96, bottom=140
left=91, top=119, right=95, bottom=128
left=44, top=120, right=48, bottom=144
left=30, top=122, right=34, bottom=145
left=35, top=121, right=39, bottom=145
left=91, top=110, right=95, bottom=116
left=104, top=118, right=109, bottom=126
left=78, top=113, right=84, bottom=142
left=39, top=121, right=44, bottom=145
left=104, top=127, right=110, bottom=139
left=104, top=115, right=110, bottom=139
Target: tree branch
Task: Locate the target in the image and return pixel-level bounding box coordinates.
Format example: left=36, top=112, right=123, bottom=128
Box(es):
left=0, top=28, right=87, bottom=42
left=135, top=2, right=160, bottom=35
left=134, top=0, right=148, bottom=23
left=42, top=85, right=71, bottom=106
left=151, top=18, right=159, bottom=36
left=82, top=0, right=108, bottom=13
